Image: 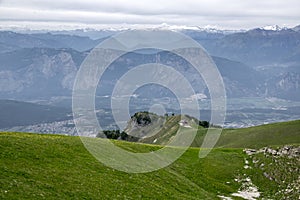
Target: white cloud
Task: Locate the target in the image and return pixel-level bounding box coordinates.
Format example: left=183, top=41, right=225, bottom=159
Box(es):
left=0, top=0, right=299, bottom=29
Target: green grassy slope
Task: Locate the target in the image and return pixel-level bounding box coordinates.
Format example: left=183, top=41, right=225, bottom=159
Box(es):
left=192, top=120, right=300, bottom=149
left=1, top=132, right=246, bottom=199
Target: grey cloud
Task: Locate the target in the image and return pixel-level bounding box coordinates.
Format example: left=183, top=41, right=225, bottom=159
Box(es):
left=0, top=0, right=299, bottom=29
left=2, top=0, right=300, bottom=16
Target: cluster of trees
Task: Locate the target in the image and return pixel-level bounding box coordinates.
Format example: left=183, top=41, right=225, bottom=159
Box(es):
left=131, top=111, right=152, bottom=125
left=97, top=130, right=128, bottom=140
left=198, top=120, right=222, bottom=128
left=97, top=130, right=139, bottom=141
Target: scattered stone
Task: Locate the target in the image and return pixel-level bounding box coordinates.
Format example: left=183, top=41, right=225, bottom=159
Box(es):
left=260, top=163, right=265, bottom=168
left=263, top=172, right=273, bottom=181
left=244, top=149, right=257, bottom=155
left=243, top=145, right=300, bottom=199
left=231, top=176, right=260, bottom=200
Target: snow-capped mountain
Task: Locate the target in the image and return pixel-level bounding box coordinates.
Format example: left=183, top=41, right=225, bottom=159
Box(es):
left=0, top=23, right=243, bottom=36
left=261, top=25, right=287, bottom=31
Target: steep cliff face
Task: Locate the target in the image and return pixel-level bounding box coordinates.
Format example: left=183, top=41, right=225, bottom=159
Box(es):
left=0, top=48, right=84, bottom=99
left=265, top=72, right=300, bottom=101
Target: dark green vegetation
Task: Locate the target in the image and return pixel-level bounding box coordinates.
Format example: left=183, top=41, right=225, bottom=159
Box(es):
left=1, top=120, right=299, bottom=199
left=97, top=130, right=138, bottom=141
left=131, top=111, right=152, bottom=126
left=198, top=120, right=210, bottom=128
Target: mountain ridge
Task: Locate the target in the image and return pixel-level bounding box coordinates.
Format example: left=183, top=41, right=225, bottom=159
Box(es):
left=121, top=112, right=300, bottom=148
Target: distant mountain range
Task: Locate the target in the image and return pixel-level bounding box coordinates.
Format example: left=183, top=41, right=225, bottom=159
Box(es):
left=0, top=25, right=299, bottom=130
left=0, top=31, right=103, bottom=53
left=0, top=27, right=299, bottom=101
left=201, top=28, right=300, bottom=67
left=0, top=47, right=268, bottom=100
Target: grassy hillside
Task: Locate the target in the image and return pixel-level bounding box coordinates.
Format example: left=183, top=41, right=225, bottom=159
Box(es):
left=192, top=120, right=300, bottom=149
left=218, top=120, right=300, bottom=148
left=1, top=120, right=299, bottom=199
left=1, top=132, right=246, bottom=199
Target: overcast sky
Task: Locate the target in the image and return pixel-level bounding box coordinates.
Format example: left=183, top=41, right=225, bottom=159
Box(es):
left=0, top=0, right=299, bottom=30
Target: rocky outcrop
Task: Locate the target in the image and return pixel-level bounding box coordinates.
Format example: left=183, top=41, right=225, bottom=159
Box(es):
left=244, top=146, right=300, bottom=199
left=244, top=146, right=300, bottom=158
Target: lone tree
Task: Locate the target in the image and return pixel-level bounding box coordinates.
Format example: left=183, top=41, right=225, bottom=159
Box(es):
left=199, top=120, right=210, bottom=128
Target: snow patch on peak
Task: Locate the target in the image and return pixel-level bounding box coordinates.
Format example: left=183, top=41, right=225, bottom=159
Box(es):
left=155, top=23, right=200, bottom=30
left=261, top=25, right=287, bottom=31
